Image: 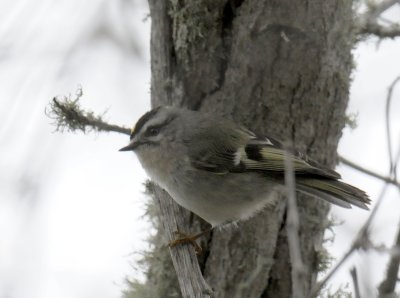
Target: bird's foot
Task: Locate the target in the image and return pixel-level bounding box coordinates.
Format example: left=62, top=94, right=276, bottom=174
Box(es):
left=169, top=230, right=209, bottom=254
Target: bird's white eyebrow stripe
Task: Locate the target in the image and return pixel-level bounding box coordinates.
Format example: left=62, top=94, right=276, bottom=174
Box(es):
left=130, top=107, right=161, bottom=139
left=131, top=110, right=176, bottom=139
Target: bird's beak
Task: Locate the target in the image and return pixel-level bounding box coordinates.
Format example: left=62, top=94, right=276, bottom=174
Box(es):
left=119, top=140, right=138, bottom=152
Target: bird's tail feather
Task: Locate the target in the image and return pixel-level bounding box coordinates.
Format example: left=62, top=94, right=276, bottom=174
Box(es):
left=296, top=178, right=370, bottom=210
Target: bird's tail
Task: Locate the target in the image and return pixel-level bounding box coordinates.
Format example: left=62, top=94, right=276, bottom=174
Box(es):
left=296, top=178, right=370, bottom=210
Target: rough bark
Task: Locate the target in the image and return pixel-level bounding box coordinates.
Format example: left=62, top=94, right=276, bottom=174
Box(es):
left=145, top=0, right=353, bottom=297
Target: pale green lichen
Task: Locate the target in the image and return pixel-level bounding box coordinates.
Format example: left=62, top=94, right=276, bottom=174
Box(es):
left=316, top=246, right=335, bottom=274
left=345, top=112, right=359, bottom=130
left=169, top=0, right=207, bottom=55
left=168, top=0, right=222, bottom=65
left=319, top=283, right=353, bottom=298
left=315, top=215, right=343, bottom=274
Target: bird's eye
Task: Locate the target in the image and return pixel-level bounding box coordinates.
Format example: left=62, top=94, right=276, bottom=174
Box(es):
left=146, top=127, right=160, bottom=136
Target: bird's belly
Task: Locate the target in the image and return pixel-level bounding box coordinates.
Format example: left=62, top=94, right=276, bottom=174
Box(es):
left=166, top=172, right=282, bottom=227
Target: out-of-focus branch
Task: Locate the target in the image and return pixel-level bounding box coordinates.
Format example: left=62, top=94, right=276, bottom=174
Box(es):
left=366, top=0, right=400, bottom=19
left=339, top=156, right=400, bottom=187
left=356, top=0, right=400, bottom=38
left=284, top=150, right=306, bottom=298
left=358, top=22, right=400, bottom=38
left=340, top=77, right=400, bottom=187
left=378, top=220, right=400, bottom=296
left=46, top=89, right=131, bottom=135
left=350, top=267, right=361, bottom=298
left=377, top=76, right=400, bottom=297
left=385, top=76, right=400, bottom=179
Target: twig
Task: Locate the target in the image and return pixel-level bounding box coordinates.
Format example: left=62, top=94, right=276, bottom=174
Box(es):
left=340, top=77, right=400, bottom=188
left=350, top=267, right=361, bottom=298
left=358, top=23, right=400, bottom=38
left=151, top=185, right=212, bottom=298
left=365, top=0, right=400, bottom=20
left=284, top=150, right=307, bottom=298
left=310, top=184, right=389, bottom=297
left=339, top=156, right=400, bottom=187
left=393, top=137, right=400, bottom=182
left=378, top=219, right=400, bottom=296
left=385, top=76, right=400, bottom=177
left=356, top=0, right=400, bottom=38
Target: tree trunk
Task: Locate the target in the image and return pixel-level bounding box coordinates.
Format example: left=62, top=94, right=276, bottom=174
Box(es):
left=144, top=0, right=353, bottom=297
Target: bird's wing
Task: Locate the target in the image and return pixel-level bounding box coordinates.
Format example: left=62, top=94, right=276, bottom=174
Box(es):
left=240, top=138, right=341, bottom=179
left=187, top=125, right=251, bottom=174
left=189, top=127, right=340, bottom=179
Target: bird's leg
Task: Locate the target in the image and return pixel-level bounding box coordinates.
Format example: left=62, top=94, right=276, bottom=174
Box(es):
left=169, top=227, right=212, bottom=254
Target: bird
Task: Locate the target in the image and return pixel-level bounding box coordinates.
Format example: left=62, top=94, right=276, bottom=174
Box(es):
left=119, top=106, right=370, bottom=251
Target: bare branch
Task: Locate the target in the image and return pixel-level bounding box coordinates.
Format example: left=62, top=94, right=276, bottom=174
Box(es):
left=366, top=0, right=400, bottom=19
left=340, top=76, right=400, bottom=187
left=284, top=150, right=307, bottom=298
left=151, top=184, right=213, bottom=298
left=393, top=139, right=400, bottom=182
left=358, top=22, right=400, bottom=38
left=356, top=0, right=400, bottom=38
left=386, top=76, right=400, bottom=177
left=350, top=267, right=362, bottom=298
left=339, top=156, right=400, bottom=187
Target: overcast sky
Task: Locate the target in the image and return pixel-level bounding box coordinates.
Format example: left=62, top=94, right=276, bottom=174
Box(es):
left=0, top=1, right=399, bottom=298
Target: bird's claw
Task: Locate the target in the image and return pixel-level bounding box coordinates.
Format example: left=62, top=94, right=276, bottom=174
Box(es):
left=169, top=230, right=203, bottom=254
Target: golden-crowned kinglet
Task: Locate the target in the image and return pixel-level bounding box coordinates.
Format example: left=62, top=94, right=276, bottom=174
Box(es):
left=120, top=106, right=370, bottom=228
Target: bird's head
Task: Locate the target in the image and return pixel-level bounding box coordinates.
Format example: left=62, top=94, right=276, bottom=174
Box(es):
left=119, top=106, right=180, bottom=154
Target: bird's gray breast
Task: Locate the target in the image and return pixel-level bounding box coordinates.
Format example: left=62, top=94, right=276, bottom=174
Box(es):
left=166, top=169, right=282, bottom=227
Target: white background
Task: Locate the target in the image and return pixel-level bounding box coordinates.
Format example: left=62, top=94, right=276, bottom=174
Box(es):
left=0, top=1, right=399, bottom=297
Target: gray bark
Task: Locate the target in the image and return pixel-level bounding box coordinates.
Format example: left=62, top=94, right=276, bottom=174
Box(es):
left=144, top=0, right=353, bottom=297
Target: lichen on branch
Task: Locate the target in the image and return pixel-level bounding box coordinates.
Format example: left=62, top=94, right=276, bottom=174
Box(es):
left=46, top=88, right=130, bottom=136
